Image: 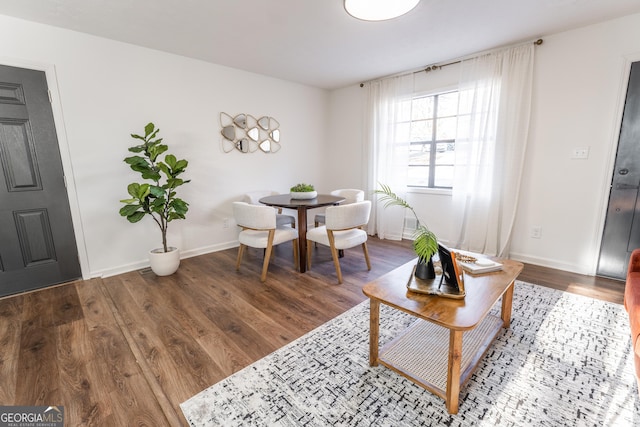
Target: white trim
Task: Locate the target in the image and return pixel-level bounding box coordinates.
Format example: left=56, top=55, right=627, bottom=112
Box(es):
left=0, top=56, right=91, bottom=279
left=94, top=240, right=239, bottom=278
left=592, top=51, right=640, bottom=276
left=412, top=85, right=458, bottom=99
left=406, top=186, right=453, bottom=197
left=509, top=251, right=594, bottom=277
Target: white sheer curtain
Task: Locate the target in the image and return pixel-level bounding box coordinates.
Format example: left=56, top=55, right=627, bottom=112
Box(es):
left=363, top=73, right=414, bottom=240
left=452, top=43, right=534, bottom=257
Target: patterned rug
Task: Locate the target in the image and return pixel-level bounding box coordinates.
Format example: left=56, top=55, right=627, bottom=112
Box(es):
left=180, top=282, right=640, bottom=426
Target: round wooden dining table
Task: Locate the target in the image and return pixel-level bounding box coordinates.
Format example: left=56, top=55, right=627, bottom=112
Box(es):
left=259, top=193, right=345, bottom=273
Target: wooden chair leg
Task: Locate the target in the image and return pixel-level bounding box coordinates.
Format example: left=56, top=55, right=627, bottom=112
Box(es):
left=307, top=240, right=313, bottom=271
left=292, top=238, right=299, bottom=271
left=327, top=231, right=343, bottom=284
left=236, top=244, right=245, bottom=270
left=261, top=230, right=276, bottom=282
left=362, top=242, right=371, bottom=270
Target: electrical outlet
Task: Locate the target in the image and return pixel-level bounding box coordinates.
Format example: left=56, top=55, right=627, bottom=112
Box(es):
left=571, top=147, right=589, bottom=159
left=223, top=218, right=229, bottom=228
left=530, top=226, right=542, bottom=239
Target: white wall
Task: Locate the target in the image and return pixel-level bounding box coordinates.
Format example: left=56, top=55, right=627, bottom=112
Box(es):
left=328, top=12, right=640, bottom=275
left=0, top=14, right=329, bottom=278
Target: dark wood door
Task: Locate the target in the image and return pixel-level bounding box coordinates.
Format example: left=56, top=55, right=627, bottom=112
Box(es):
left=0, top=64, right=81, bottom=297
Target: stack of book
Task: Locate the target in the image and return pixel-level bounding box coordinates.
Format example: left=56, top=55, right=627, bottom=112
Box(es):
left=455, top=251, right=503, bottom=274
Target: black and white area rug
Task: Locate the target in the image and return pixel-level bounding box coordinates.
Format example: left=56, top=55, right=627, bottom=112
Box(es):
left=180, top=282, right=640, bottom=426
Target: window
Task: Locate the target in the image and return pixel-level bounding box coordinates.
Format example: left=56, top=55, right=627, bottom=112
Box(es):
left=399, top=91, right=459, bottom=188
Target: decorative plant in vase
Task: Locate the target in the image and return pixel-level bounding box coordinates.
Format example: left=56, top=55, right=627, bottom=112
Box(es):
left=374, top=183, right=438, bottom=280
left=290, top=183, right=317, bottom=200
left=119, top=122, right=190, bottom=276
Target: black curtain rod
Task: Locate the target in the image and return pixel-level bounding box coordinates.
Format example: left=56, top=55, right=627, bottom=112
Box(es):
left=359, top=39, right=543, bottom=87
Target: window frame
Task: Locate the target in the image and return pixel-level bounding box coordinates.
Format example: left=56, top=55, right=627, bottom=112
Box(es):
left=404, top=88, right=459, bottom=191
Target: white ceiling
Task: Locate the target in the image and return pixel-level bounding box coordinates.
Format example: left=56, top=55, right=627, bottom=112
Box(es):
left=1, top=0, right=640, bottom=90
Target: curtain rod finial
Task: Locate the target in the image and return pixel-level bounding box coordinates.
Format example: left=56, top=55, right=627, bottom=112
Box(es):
left=535, top=39, right=543, bottom=45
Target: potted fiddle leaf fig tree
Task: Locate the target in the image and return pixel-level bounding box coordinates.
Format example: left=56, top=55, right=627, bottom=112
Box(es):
left=374, top=183, right=438, bottom=279
left=119, top=122, right=190, bottom=276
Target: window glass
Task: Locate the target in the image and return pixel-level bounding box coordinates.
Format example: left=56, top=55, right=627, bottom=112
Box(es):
left=410, top=119, right=433, bottom=142
left=403, top=90, right=459, bottom=188
left=411, top=96, right=434, bottom=120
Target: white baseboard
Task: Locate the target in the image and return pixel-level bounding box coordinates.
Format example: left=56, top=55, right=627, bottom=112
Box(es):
left=92, top=240, right=239, bottom=279
left=508, top=251, right=594, bottom=276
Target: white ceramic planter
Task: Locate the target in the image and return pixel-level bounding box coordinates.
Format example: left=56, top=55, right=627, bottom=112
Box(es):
left=149, top=246, right=180, bottom=276
left=290, top=191, right=317, bottom=200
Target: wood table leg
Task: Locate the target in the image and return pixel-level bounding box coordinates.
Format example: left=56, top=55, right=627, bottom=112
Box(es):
left=369, top=299, right=380, bottom=366
left=501, top=281, right=515, bottom=328
left=446, top=329, right=463, bottom=414
left=297, top=208, right=308, bottom=273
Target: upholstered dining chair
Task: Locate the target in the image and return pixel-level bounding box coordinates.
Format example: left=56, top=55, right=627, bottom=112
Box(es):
left=306, top=200, right=371, bottom=284
left=232, top=201, right=299, bottom=282
left=243, top=190, right=296, bottom=228
left=314, top=188, right=365, bottom=227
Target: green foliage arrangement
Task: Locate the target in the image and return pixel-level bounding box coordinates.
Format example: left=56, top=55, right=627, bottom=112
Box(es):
left=374, top=183, right=438, bottom=262
left=119, top=123, right=190, bottom=253
left=290, top=183, right=315, bottom=192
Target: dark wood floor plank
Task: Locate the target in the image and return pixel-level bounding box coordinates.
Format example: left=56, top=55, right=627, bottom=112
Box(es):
left=75, top=278, right=171, bottom=425
left=0, top=236, right=625, bottom=426
left=518, top=262, right=625, bottom=304
left=55, top=320, right=106, bottom=426
left=0, top=295, right=22, bottom=404
left=91, top=277, right=182, bottom=426
left=15, top=290, right=60, bottom=405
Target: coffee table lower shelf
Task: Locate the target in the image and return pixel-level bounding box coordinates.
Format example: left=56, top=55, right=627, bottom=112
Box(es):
left=378, top=313, right=504, bottom=401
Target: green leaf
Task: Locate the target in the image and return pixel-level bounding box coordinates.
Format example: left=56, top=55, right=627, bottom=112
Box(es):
left=144, top=122, right=155, bottom=137
left=124, top=156, right=148, bottom=166
left=170, top=159, right=188, bottom=175
left=127, top=183, right=150, bottom=199
left=119, top=204, right=141, bottom=217
left=413, top=226, right=438, bottom=261
left=157, top=162, right=170, bottom=176
left=149, top=185, right=165, bottom=197
left=164, top=154, right=177, bottom=168
left=171, top=198, right=189, bottom=214
left=141, top=169, right=161, bottom=181
left=126, top=211, right=146, bottom=223
left=166, top=178, right=184, bottom=189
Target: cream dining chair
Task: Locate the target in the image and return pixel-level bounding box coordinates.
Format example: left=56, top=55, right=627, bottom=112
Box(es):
left=306, top=200, right=371, bottom=284
left=243, top=190, right=296, bottom=228
left=232, top=201, right=299, bottom=282
left=314, top=188, right=365, bottom=227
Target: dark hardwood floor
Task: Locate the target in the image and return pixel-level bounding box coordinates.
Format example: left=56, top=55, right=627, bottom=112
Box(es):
left=0, top=237, right=625, bottom=426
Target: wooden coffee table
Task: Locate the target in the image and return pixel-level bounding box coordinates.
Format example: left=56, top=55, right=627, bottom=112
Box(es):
left=362, top=257, right=523, bottom=414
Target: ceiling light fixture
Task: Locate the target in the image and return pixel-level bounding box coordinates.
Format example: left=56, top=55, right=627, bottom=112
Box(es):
left=344, top=0, right=420, bottom=21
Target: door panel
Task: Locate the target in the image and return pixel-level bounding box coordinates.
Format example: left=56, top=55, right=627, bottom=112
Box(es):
left=0, top=64, right=80, bottom=297
left=597, top=61, right=640, bottom=280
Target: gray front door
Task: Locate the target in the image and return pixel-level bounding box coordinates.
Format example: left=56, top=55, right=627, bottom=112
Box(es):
left=597, top=61, right=640, bottom=280
left=0, top=64, right=81, bottom=297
